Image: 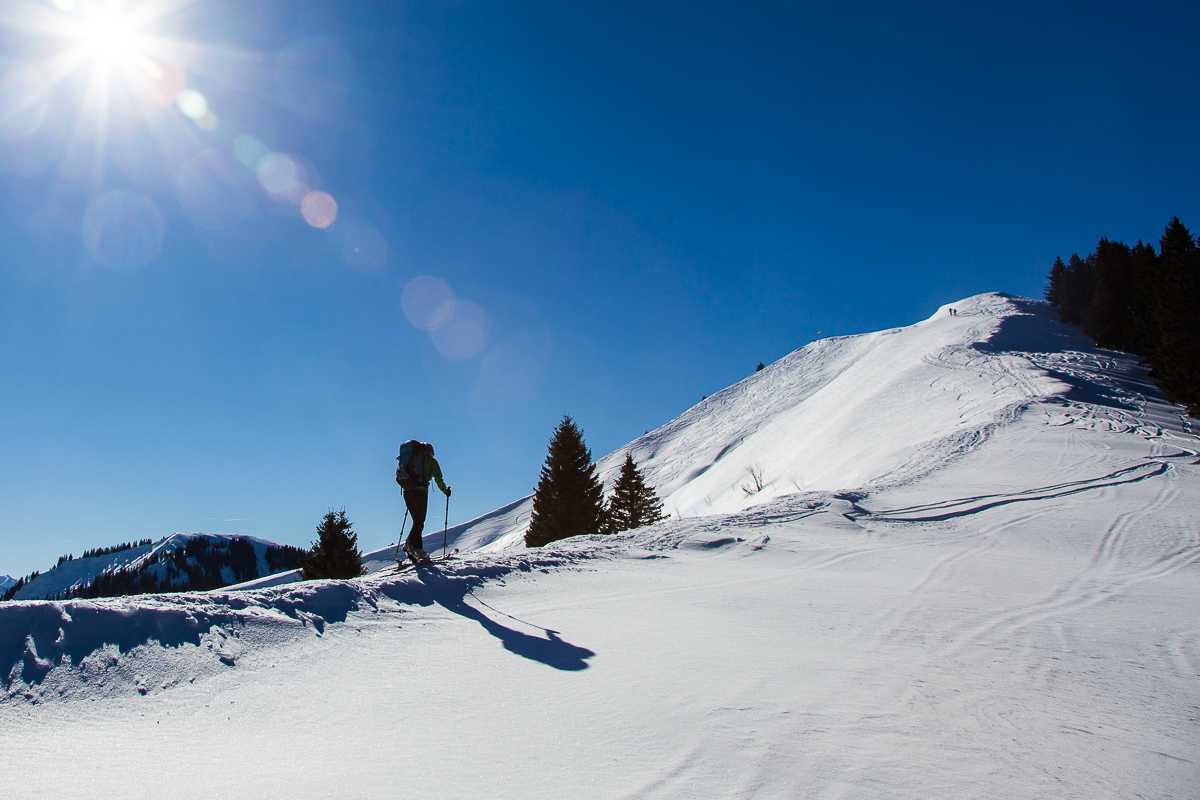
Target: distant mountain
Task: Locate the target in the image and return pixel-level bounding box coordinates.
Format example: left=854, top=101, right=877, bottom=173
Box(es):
left=0, top=575, right=14, bottom=594
left=5, top=533, right=307, bottom=602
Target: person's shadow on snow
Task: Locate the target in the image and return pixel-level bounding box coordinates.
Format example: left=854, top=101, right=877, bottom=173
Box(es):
left=410, top=573, right=594, bottom=671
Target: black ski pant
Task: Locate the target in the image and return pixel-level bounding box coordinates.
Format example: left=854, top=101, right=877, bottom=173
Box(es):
left=403, top=489, right=429, bottom=550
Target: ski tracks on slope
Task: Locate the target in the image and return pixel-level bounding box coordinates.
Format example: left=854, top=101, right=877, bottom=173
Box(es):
left=943, top=472, right=1193, bottom=660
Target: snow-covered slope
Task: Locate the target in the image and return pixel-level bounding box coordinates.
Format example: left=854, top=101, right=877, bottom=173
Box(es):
left=439, top=292, right=1184, bottom=553
left=10, top=533, right=303, bottom=601
left=3, top=293, right=1198, bottom=799
left=0, top=575, right=14, bottom=595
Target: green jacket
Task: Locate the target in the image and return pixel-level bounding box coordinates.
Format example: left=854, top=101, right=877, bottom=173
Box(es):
left=410, top=455, right=450, bottom=495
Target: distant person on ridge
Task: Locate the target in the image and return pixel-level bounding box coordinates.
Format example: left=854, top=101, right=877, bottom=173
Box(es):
left=396, top=440, right=451, bottom=564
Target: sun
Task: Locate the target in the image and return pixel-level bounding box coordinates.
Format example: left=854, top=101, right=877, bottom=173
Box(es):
left=78, top=8, right=145, bottom=66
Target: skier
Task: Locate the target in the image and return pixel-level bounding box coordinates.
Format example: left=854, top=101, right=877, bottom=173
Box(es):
left=396, top=440, right=451, bottom=565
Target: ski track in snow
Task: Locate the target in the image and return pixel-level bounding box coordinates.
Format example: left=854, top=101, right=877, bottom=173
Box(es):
left=3, top=293, right=1199, bottom=799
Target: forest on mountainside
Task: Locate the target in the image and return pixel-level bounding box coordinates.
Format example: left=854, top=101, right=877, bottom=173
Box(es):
left=1045, top=216, right=1200, bottom=416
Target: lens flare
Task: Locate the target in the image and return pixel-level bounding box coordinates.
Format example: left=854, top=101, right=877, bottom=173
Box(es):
left=300, top=191, right=337, bottom=228
left=255, top=153, right=301, bottom=197
left=401, top=276, right=455, bottom=331
left=234, top=135, right=268, bottom=168
left=81, top=190, right=164, bottom=271
left=176, top=88, right=208, bottom=119
left=12, top=3, right=351, bottom=248
left=431, top=301, right=490, bottom=361
left=135, top=58, right=186, bottom=106
left=340, top=221, right=388, bottom=270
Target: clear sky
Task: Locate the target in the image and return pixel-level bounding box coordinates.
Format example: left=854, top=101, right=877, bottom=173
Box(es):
left=1, top=0, right=1197, bottom=577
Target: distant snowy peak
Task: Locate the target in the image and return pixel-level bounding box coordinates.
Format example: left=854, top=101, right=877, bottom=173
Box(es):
left=10, top=532, right=305, bottom=602
left=443, top=292, right=1167, bottom=554
left=0, top=576, right=14, bottom=594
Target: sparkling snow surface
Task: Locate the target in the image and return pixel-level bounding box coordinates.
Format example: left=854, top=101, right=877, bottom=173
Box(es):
left=3, top=293, right=1198, bottom=799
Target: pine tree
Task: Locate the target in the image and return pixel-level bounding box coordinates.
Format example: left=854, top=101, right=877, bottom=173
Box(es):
left=1125, top=240, right=1161, bottom=358
left=1044, top=255, right=1067, bottom=309
left=526, top=416, right=606, bottom=548
left=1082, top=238, right=1133, bottom=350
left=302, top=509, right=365, bottom=580
left=604, top=453, right=667, bottom=534
left=1059, top=253, right=1091, bottom=324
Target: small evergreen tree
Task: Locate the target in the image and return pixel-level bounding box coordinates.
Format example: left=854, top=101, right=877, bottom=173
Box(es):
left=526, top=416, right=606, bottom=548
left=302, top=509, right=365, bottom=580
left=1044, top=255, right=1067, bottom=308
left=604, top=453, right=667, bottom=534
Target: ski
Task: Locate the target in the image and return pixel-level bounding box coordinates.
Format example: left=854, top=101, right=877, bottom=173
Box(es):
left=394, top=548, right=459, bottom=572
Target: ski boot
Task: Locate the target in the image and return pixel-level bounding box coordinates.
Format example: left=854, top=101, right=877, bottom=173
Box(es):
left=402, top=542, right=432, bottom=567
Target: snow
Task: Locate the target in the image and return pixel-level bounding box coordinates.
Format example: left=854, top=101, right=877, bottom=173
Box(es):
left=0, top=575, right=14, bottom=594
left=2, top=293, right=1198, bottom=799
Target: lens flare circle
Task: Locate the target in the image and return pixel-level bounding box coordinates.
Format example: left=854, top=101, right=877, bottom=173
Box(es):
left=431, top=301, right=490, bottom=361
left=300, top=191, right=337, bottom=228
left=176, top=88, right=208, bottom=119
left=81, top=190, right=164, bottom=271
left=234, top=135, right=269, bottom=169
left=340, top=221, right=388, bottom=271
left=135, top=58, right=186, bottom=106
left=255, top=153, right=301, bottom=197
left=401, top=276, right=455, bottom=331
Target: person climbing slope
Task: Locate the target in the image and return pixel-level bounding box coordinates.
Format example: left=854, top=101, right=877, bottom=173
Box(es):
left=396, top=440, right=451, bottom=565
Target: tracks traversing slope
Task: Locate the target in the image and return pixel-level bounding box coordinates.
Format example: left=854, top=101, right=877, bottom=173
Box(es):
left=859, top=462, right=1169, bottom=524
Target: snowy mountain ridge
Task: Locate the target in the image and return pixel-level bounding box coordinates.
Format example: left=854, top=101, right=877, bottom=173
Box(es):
left=9, top=532, right=304, bottom=602
left=429, top=291, right=1184, bottom=554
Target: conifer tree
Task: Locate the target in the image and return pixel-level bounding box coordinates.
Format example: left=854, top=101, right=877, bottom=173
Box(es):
left=1082, top=238, right=1133, bottom=350
left=1124, top=240, right=1161, bottom=358
left=604, top=453, right=667, bottom=534
left=526, top=416, right=606, bottom=548
left=302, top=509, right=365, bottom=580
left=1044, top=255, right=1067, bottom=308
left=1059, top=253, right=1091, bottom=324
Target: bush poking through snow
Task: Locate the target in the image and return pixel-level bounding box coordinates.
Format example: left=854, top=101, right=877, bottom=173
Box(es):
left=604, top=453, right=667, bottom=534
left=302, top=509, right=366, bottom=580
left=526, top=416, right=606, bottom=548
left=742, top=463, right=767, bottom=496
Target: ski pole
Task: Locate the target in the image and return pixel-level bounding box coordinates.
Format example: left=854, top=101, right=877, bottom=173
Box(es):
left=395, top=507, right=409, bottom=561
left=442, top=493, right=449, bottom=560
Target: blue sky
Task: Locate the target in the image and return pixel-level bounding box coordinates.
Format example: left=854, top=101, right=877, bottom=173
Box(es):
left=1, top=0, right=1197, bottom=576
